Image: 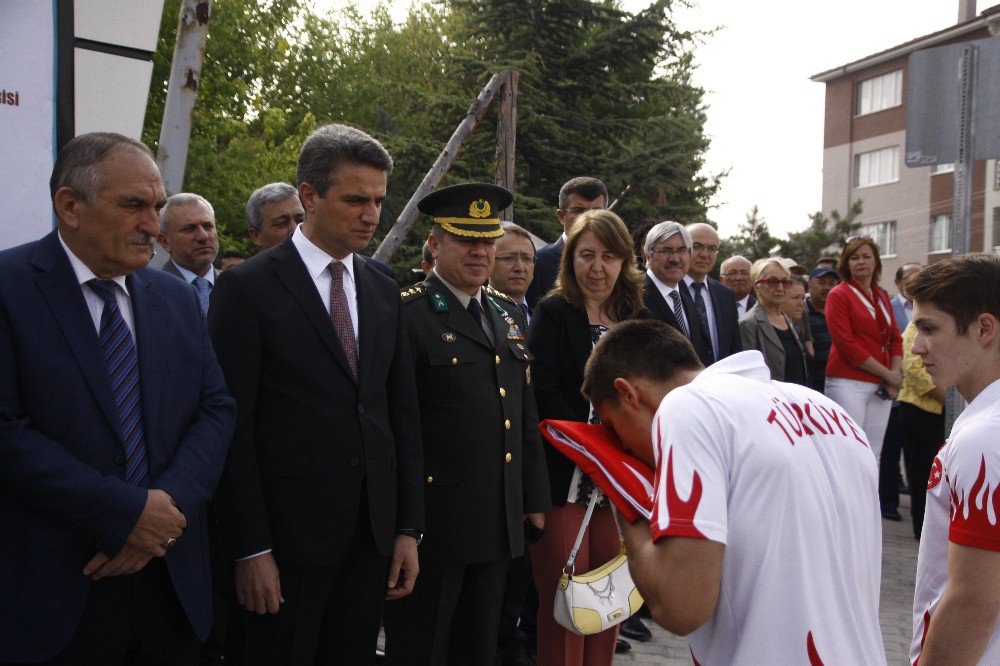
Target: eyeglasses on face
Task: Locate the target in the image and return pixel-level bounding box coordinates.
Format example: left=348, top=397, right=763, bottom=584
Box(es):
left=755, top=277, right=794, bottom=289
left=561, top=206, right=606, bottom=216
left=692, top=242, right=719, bottom=254
left=649, top=246, right=690, bottom=257
left=495, top=253, right=536, bottom=265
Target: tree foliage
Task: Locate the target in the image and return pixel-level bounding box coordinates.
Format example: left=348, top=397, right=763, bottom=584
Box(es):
left=720, top=205, right=778, bottom=263
left=143, top=0, right=719, bottom=272
left=777, top=199, right=863, bottom=268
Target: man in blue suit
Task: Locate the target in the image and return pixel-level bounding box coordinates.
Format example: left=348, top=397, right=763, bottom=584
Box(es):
left=0, top=132, right=236, bottom=663
left=524, top=177, right=607, bottom=308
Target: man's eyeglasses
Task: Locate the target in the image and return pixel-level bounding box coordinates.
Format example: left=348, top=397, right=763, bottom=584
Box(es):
left=496, top=253, right=536, bottom=265
left=755, top=277, right=794, bottom=289
left=692, top=242, right=719, bottom=254
left=721, top=270, right=750, bottom=278
left=649, top=246, right=690, bottom=257
left=561, top=206, right=606, bottom=216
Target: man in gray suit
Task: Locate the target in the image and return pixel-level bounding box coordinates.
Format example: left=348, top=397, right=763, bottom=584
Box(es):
left=158, top=193, right=220, bottom=315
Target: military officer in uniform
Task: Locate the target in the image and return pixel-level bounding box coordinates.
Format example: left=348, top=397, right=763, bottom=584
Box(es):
left=383, top=183, right=551, bottom=665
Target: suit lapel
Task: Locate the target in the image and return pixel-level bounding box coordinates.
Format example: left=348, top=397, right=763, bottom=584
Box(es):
left=427, top=275, right=493, bottom=349
left=643, top=277, right=679, bottom=330
left=756, top=307, right=783, bottom=351
left=564, top=304, right=593, bottom=366
left=32, top=233, right=123, bottom=440
left=272, top=243, right=357, bottom=383
left=129, top=271, right=166, bottom=459
left=354, top=256, right=390, bottom=384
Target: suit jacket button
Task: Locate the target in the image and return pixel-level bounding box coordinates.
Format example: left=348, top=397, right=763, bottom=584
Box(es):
left=350, top=457, right=360, bottom=466
left=358, top=404, right=365, bottom=415
left=505, top=452, right=512, bottom=463
left=495, top=355, right=501, bottom=365
left=426, top=476, right=434, bottom=484
left=504, top=419, right=511, bottom=430
left=451, top=357, right=458, bottom=365
left=499, top=387, right=506, bottom=397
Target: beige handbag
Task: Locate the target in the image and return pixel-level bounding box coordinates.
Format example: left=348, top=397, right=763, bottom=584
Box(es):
left=553, top=494, right=643, bottom=635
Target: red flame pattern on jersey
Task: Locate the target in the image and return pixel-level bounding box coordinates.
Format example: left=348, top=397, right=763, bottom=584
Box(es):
left=949, top=454, right=1000, bottom=549
left=660, top=442, right=707, bottom=539
left=807, top=631, right=824, bottom=665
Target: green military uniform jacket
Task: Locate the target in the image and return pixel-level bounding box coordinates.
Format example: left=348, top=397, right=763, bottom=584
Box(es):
left=401, top=273, right=551, bottom=565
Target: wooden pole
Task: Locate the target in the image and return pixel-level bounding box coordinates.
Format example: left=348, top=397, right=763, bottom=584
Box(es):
left=493, top=70, right=518, bottom=222
left=373, top=72, right=505, bottom=263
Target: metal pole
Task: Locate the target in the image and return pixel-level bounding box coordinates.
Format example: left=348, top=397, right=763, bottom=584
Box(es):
left=944, top=43, right=978, bottom=435
left=155, top=0, right=211, bottom=195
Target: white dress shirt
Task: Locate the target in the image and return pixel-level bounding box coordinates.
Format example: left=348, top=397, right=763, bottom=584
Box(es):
left=291, top=226, right=359, bottom=346
left=646, top=269, right=691, bottom=334
left=684, top=275, right=719, bottom=358
left=170, top=259, right=216, bottom=286
left=58, top=232, right=135, bottom=342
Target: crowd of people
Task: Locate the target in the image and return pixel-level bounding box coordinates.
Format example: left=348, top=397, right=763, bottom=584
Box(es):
left=3, top=123, right=1000, bottom=666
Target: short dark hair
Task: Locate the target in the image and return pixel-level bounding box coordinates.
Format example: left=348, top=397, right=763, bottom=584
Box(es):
left=837, top=237, right=883, bottom=284
left=894, top=262, right=922, bottom=282
left=582, top=320, right=703, bottom=408
left=50, top=132, right=153, bottom=204
left=906, top=253, right=1000, bottom=334
left=296, top=124, right=393, bottom=197
left=558, top=177, right=609, bottom=209
left=499, top=223, right=536, bottom=254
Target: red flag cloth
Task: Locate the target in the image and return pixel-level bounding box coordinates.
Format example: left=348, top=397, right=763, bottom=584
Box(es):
left=538, top=420, right=655, bottom=522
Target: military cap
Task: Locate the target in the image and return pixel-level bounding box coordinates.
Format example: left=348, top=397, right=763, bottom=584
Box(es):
left=418, top=182, right=513, bottom=239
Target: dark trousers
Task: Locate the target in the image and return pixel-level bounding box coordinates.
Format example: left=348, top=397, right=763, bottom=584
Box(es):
left=383, top=558, right=509, bottom=666
left=901, top=402, right=946, bottom=539
left=497, top=552, right=538, bottom=654
left=879, top=403, right=904, bottom=512
left=237, top=504, right=390, bottom=666
left=200, top=503, right=239, bottom=666
left=31, top=559, right=198, bottom=665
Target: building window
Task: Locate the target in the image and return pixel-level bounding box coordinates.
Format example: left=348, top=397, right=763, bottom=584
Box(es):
left=857, top=70, right=903, bottom=116
left=859, top=221, right=896, bottom=256
left=930, top=214, right=951, bottom=253
left=855, top=146, right=900, bottom=188
left=993, top=207, right=1000, bottom=251
left=931, top=163, right=955, bottom=174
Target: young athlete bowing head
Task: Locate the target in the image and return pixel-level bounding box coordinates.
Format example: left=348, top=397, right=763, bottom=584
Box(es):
left=907, top=254, right=1000, bottom=665
left=581, top=320, right=886, bottom=664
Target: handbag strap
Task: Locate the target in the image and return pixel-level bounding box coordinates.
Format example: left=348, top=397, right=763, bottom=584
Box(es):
left=564, top=493, right=599, bottom=574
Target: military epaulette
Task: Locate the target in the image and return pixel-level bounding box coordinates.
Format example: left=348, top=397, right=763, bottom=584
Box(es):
left=485, top=285, right=515, bottom=304
left=400, top=285, right=426, bottom=302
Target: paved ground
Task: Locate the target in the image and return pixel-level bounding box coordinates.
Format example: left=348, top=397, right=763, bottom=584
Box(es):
left=615, top=494, right=920, bottom=665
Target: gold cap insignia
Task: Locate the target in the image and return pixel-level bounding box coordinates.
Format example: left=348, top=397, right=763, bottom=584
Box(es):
left=469, top=199, right=491, bottom=219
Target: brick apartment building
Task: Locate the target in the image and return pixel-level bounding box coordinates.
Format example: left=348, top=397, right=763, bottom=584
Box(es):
left=811, top=3, right=1000, bottom=280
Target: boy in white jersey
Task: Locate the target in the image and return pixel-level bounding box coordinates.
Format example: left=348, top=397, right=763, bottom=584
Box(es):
left=907, top=254, right=1000, bottom=665
left=581, top=320, right=885, bottom=664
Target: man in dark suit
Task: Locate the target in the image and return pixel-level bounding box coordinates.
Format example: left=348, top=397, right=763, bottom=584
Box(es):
left=207, top=124, right=423, bottom=665
left=0, top=132, right=236, bottom=663
left=682, top=222, right=742, bottom=364
left=383, top=183, right=550, bottom=665
left=720, top=255, right=755, bottom=318
left=158, top=193, right=220, bottom=316
left=641, top=221, right=710, bottom=361
left=524, top=177, right=607, bottom=308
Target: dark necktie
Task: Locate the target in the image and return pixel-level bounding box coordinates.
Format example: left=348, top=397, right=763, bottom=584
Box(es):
left=467, top=297, right=494, bottom=344
left=668, top=290, right=689, bottom=338
left=691, top=282, right=715, bottom=362
left=87, top=279, right=150, bottom=486
left=328, top=262, right=358, bottom=378
left=518, top=302, right=530, bottom=326
left=192, top=276, right=211, bottom=316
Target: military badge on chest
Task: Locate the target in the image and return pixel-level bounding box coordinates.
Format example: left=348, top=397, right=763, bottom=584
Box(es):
left=487, top=296, right=524, bottom=340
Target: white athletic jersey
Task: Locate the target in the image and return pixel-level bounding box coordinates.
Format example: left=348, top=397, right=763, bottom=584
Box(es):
left=911, top=378, right=1000, bottom=665
left=650, top=351, right=885, bottom=664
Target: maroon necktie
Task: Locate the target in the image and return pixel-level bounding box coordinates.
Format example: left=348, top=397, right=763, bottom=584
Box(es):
left=329, top=262, right=358, bottom=378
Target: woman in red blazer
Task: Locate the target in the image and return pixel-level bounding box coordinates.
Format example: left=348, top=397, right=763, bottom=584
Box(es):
left=824, top=236, right=903, bottom=465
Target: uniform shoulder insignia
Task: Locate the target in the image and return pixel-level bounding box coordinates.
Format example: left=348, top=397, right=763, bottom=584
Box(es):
left=485, top=286, right=515, bottom=304
left=401, top=285, right=425, bottom=302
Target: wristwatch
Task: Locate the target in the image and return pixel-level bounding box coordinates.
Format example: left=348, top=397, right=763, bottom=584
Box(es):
left=398, top=529, right=424, bottom=546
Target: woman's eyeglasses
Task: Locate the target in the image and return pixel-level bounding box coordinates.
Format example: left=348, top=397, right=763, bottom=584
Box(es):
left=755, top=277, right=794, bottom=289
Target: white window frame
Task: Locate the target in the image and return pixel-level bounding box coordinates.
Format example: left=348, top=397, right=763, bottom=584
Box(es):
left=930, top=214, right=951, bottom=254
left=931, top=163, right=955, bottom=174
left=856, top=70, right=903, bottom=116
left=855, top=146, right=900, bottom=188
left=859, top=221, right=896, bottom=257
